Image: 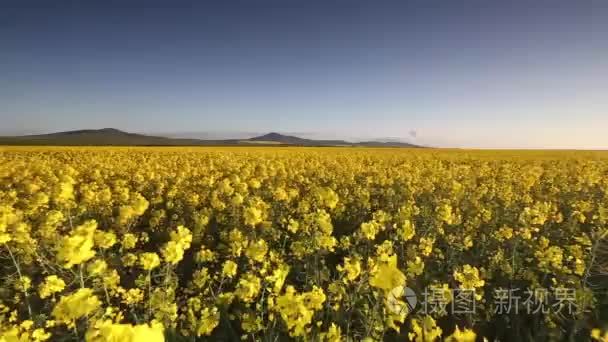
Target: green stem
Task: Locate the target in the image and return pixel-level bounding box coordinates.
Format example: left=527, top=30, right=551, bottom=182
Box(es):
left=5, top=243, right=33, bottom=319
left=79, top=264, right=85, bottom=288
left=148, top=270, right=152, bottom=319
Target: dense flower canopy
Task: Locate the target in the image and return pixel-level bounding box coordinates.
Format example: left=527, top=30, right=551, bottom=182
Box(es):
left=0, top=146, right=607, bottom=340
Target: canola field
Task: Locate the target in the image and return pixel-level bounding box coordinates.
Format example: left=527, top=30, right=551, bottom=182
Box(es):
left=1, top=146, right=608, bottom=341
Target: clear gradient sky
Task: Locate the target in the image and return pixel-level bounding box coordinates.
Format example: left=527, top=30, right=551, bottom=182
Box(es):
left=1, top=0, right=607, bottom=148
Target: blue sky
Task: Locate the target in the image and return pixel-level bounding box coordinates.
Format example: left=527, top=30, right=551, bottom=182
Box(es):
left=1, top=0, right=607, bottom=148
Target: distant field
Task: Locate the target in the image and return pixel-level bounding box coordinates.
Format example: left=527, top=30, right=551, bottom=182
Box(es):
left=1, top=146, right=607, bottom=341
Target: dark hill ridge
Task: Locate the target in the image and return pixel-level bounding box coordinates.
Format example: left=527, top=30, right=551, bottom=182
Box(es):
left=251, top=132, right=420, bottom=147
left=250, top=132, right=355, bottom=146
left=250, top=132, right=312, bottom=144
left=0, top=129, right=422, bottom=147
left=250, top=132, right=291, bottom=141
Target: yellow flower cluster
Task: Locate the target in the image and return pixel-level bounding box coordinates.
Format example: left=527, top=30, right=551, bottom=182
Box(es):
left=161, top=225, right=192, bottom=264
left=592, top=328, right=608, bottom=342
left=56, top=220, right=97, bottom=268
left=86, top=320, right=164, bottom=342
left=0, top=146, right=606, bottom=340
left=52, top=288, right=101, bottom=324
left=274, top=285, right=326, bottom=337
left=453, top=264, right=485, bottom=300
left=38, top=275, right=66, bottom=299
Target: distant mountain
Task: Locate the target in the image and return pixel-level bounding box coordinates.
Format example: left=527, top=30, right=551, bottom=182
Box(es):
left=248, top=132, right=420, bottom=147
left=250, top=132, right=306, bottom=143
left=0, top=128, right=211, bottom=146
left=248, top=132, right=354, bottom=146
left=0, top=129, right=422, bottom=148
